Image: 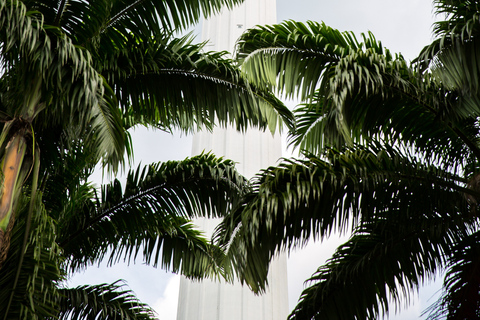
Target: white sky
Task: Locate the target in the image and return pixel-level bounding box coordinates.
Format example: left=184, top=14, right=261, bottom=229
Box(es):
left=69, top=1, right=442, bottom=319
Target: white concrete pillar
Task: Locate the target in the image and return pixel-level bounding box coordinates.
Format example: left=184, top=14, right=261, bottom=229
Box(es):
left=176, top=1, right=289, bottom=320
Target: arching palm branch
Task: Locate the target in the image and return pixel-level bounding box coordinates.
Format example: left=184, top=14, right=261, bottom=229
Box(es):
left=1, top=152, right=249, bottom=319
left=217, top=1, right=480, bottom=319
left=56, top=153, right=246, bottom=280
left=56, top=283, right=156, bottom=320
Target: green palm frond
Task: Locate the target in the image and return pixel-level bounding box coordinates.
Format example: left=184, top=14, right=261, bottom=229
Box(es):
left=432, top=0, right=480, bottom=40
left=228, top=4, right=480, bottom=319
left=53, top=0, right=245, bottom=44
left=238, top=20, right=480, bottom=168
left=426, top=231, right=480, bottom=320
left=99, top=32, right=293, bottom=134
left=22, top=0, right=245, bottom=43
left=58, top=153, right=247, bottom=279
left=0, top=0, right=43, bottom=61
left=431, top=38, right=480, bottom=94
left=56, top=282, right=155, bottom=320
left=215, top=144, right=471, bottom=293
left=64, top=212, right=228, bottom=280
left=416, top=1, right=480, bottom=67
left=290, top=209, right=473, bottom=320
left=417, top=1, right=480, bottom=75
left=0, top=195, right=62, bottom=319
left=236, top=21, right=408, bottom=145
left=236, top=21, right=387, bottom=101
left=427, top=40, right=480, bottom=137
left=0, top=0, right=127, bottom=170
left=290, top=87, right=480, bottom=170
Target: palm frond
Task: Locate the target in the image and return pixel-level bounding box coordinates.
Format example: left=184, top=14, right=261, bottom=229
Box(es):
left=58, top=153, right=247, bottom=279
left=426, top=231, right=480, bottom=320
left=214, top=144, right=471, bottom=293
left=290, top=210, right=472, bottom=320
left=0, top=0, right=43, bottom=60
left=432, top=0, right=480, bottom=40
left=56, top=282, right=156, bottom=320
left=0, top=0, right=127, bottom=170
left=0, top=195, right=62, bottom=319
left=236, top=21, right=394, bottom=101
left=100, top=32, right=293, bottom=134
left=239, top=20, right=480, bottom=167
left=290, top=86, right=480, bottom=172
left=416, top=1, right=480, bottom=68
left=29, top=0, right=245, bottom=44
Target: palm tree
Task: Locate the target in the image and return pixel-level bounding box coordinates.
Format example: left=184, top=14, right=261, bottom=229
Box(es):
left=0, top=151, right=249, bottom=318
left=215, top=1, right=480, bottom=319
left=0, top=0, right=292, bottom=317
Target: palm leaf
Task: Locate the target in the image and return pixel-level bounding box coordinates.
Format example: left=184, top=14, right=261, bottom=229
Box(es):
left=426, top=231, right=480, bottom=320
left=0, top=194, right=62, bottom=319
left=215, top=144, right=473, bottom=293
left=0, top=0, right=127, bottom=170
left=290, top=209, right=472, bottom=320
left=58, top=153, right=247, bottom=279
left=290, top=87, right=480, bottom=171
left=99, top=32, right=293, bottom=134
left=56, top=282, right=155, bottom=320
left=52, top=0, right=245, bottom=44
left=237, top=20, right=480, bottom=168
left=432, top=0, right=480, bottom=40
left=237, top=21, right=365, bottom=101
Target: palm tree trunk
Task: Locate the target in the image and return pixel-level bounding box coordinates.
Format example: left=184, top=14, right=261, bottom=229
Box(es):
left=0, top=131, right=28, bottom=267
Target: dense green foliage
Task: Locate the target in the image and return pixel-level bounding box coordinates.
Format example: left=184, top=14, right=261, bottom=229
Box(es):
left=0, top=0, right=292, bottom=318
left=216, top=1, right=480, bottom=319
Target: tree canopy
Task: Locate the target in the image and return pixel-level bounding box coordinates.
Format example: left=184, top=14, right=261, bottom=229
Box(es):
left=216, top=1, right=480, bottom=319
left=0, top=0, right=293, bottom=318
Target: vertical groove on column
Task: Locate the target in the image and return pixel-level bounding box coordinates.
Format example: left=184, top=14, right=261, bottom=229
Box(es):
left=177, top=1, right=288, bottom=319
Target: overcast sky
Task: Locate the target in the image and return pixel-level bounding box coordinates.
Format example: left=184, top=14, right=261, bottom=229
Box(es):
left=69, top=1, right=441, bottom=319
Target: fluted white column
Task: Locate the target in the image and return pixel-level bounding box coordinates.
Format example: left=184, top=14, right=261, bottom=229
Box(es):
left=176, top=1, right=289, bottom=320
